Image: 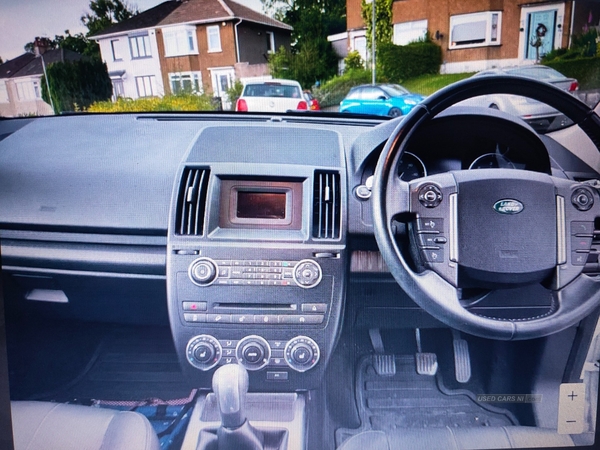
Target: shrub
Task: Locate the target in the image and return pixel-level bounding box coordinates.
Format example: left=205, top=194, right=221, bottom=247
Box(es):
left=378, top=41, right=442, bottom=82
left=225, top=80, right=244, bottom=110
left=88, top=93, right=217, bottom=113
left=344, top=51, right=364, bottom=72
left=42, top=58, right=112, bottom=114
left=544, top=56, right=600, bottom=90
left=313, top=69, right=372, bottom=108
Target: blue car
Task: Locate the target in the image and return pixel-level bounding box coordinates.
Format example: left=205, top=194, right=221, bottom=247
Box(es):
left=340, top=84, right=424, bottom=117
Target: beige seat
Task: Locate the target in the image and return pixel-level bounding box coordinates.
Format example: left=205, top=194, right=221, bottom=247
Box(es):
left=11, top=401, right=160, bottom=450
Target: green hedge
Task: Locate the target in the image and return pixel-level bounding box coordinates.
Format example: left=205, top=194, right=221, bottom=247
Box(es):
left=42, top=59, right=112, bottom=113
left=313, top=69, right=372, bottom=108
left=544, top=56, right=600, bottom=90
left=378, top=41, right=442, bottom=82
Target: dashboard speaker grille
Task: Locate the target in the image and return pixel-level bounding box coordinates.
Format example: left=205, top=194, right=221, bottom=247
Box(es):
left=176, top=168, right=210, bottom=236
left=313, top=170, right=341, bottom=239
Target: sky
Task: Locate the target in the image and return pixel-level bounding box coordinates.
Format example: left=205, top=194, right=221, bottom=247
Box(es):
left=0, top=0, right=264, bottom=62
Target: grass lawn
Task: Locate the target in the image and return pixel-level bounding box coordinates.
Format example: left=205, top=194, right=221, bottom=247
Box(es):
left=402, top=72, right=475, bottom=96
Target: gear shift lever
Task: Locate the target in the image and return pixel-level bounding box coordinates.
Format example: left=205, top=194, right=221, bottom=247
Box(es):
left=212, top=363, right=249, bottom=429
left=212, top=364, right=264, bottom=450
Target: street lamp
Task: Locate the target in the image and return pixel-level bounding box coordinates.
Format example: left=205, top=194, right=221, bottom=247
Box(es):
left=33, top=38, right=55, bottom=114
left=365, top=0, right=376, bottom=85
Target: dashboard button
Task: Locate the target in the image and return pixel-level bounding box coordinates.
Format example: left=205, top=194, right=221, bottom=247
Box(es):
left=207, top=314, right=231, bottom=323
left=254, top=315, right=278, bottom=324
left=301, top=303, right=327, bottom=313
left=184, top=313, right=206, bottom=323
left=183, top=301, right=207, bottom=312
left=232, top=314, right=253, bottom=324
left=266, top=371, right=289, bottom=380
left=279, top=315, right=324, bottom=324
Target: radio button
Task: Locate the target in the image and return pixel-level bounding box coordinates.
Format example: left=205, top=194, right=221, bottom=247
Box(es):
left=236, top=336, right=271, bottom=371
left=293, top=260, right=322, bottom=289
left=301, top=303, right=327, bottom=313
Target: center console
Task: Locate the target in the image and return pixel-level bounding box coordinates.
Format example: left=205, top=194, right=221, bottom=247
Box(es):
left=166, top=125, right=347, bottom=391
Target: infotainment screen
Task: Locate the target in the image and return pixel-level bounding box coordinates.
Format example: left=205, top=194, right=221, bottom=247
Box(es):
left=219, top=178, right=303, bottom=230
left=237, top=191, right=286, bottom=219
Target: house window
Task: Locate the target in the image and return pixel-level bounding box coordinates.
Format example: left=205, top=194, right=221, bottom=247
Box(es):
left=163, top=26, right=198, bottom=57
left=112, top=79, right=125, bottom=100
left=129, top=34, right=151, bottom=59
left=393, top=20, right=428, bottom=45
left=135, top=75, right=156, bottom=97
left=169, top=72, right=203, bottom=94
left=111, top=39, right=122, bottom=61
left=0, top=81, right=8, bottom=103
left=266, top=31, right=275, bottom=53
left=15, top=80, right=39, bottom=101
left=207, top=26, right=222, bottom=52
left=449, top=12, right=502, bottom=49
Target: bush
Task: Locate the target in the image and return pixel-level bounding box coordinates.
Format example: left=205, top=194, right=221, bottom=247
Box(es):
left=544, top=56, right=600, bottom=90
left=313, top=69, right=372, bottom=108
left=378, top=41, right=442, bottom=82
left=88, top=94, right=217, bottom=113
left=42, top=58, right=112, bottom=114
left=344, top=51, right=364, bottom=72
left=225, top=80, right=244, bottom=111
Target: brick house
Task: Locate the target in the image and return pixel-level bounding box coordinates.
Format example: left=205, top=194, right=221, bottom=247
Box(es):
left=91, top=0, right=292, bottom=106
left=334, top=0, right=600, bottom=74
left=0, top=49, right=83, bottom=117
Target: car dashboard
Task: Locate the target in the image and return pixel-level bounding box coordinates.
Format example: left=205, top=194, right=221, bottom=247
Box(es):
left=2, top=106, right=600, bottom=449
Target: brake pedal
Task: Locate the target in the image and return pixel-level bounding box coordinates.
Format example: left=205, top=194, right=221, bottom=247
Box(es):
left=415, top=329, right=438, bottom=376
left=374, top=354, right=396, bottom=376
left=453, top=331, right=472, bottom=383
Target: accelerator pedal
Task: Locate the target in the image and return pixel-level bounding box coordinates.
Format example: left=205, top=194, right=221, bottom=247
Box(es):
left=415, top=328, right=438, bottom=376
left=452, top=330, right=472, bottom=383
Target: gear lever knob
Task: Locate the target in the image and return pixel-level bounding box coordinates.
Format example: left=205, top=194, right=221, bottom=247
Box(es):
left=212, top=364, right=249, bottom=429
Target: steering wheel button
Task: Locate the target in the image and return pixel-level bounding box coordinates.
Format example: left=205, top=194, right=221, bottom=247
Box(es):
left=571, top=188, right=594, bottom=211
left=571, top=221, right=594, bottom=236
left=418, top=184, right=443, bottom=208
left=572, top=252, right=589, bottom=266
left=423, top=248, right=444, bottom=263
left=417, top=218, right=444, bottom=233
left=571, top=236, right=593, bottom=251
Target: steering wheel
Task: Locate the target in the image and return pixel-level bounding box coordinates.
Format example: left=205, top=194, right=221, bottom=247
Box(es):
left=372, top=75, right=600, bottom=340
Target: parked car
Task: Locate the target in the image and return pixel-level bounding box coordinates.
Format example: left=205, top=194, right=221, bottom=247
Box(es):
left=462, top=65, right=579, bottom=132
left=235, top=79, right=308, bottom=112
left=303, top=90, right=320, bottom=110
left=339, top=84, right=424, bottom=117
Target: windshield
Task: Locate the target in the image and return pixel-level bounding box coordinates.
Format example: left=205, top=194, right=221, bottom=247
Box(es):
left=0, top=0, right=596, bottom=131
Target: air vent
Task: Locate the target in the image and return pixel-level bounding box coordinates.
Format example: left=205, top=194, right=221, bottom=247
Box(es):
left=175, top=168, right=210, bottom=236
left=313, top=171, right=341, bottom=239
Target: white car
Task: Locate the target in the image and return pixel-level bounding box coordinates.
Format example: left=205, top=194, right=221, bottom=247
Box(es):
left=235, top=79, right=308, bottom=112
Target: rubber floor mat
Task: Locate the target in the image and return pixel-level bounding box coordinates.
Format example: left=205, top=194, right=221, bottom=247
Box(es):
left=336, top=354, right=518, bottom=446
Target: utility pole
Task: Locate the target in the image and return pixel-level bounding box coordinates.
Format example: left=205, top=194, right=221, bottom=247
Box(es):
left=366, top=0, right=376, bottom=85
left=33, top=37, right=55, bottom=114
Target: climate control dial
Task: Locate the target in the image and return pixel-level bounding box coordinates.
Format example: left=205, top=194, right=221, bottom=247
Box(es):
left=284, top=336, right=320, bottom=372
left=186, top=335, right=221, bottom=370
left=236, top=335, right=271, bottom=371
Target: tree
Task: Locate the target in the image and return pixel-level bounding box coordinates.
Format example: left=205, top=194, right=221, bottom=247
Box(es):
left=82, top=0, right=138, bottom=37
left=360, top=0, right=393, bottom=56
left=262, top=0, right=345, bottom=86
left=25, top=31, right=97, bottom=57
left=41, top=59, right=112, bottom=113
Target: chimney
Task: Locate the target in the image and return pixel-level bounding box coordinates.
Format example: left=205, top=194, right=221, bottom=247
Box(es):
left=33, top=37, right=52, bottom=57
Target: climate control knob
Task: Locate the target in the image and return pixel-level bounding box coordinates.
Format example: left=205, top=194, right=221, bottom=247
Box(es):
left=236, top=335, right=271, bottom=371
left=284, top=336, right=320, bottom=372
left=186, top=335, right=221, bottom=370
left=189, top=258, right=218, bottom=286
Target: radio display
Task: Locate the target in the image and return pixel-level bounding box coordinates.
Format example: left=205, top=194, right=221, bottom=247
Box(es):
left=236, top=191, right=287, bottom=219
left=219, top=178, right=303, bottom=230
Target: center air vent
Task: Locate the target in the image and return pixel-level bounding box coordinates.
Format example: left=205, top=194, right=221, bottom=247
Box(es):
left=313, top=170, right=341, bottom=239
left=175, top=168, right=210, bottom=236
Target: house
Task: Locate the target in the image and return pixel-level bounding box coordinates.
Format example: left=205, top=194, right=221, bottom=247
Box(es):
left=90, top=0, right=292, bottom=105
left=0, top=48, right=83, bottom=117
left=334, top=0, right=600, bottom=74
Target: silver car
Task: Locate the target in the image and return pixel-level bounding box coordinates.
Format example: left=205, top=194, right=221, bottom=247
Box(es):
left=462, top=65, right=579, bottom=132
